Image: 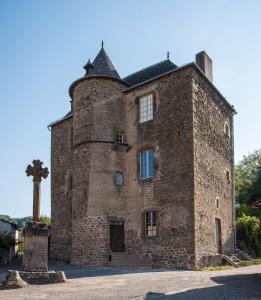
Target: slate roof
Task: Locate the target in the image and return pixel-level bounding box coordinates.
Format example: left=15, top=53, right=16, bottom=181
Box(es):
left=0, top=216, right=18, bottom=228
left=123, top=59, right=178, bottom=87
left=83, top=47, right=121, bottom=80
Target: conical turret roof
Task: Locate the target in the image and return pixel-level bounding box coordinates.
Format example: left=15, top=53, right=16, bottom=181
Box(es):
left=83, top=46, right=121, bottom=80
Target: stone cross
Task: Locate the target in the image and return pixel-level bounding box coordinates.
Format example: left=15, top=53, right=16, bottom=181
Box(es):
left=26, top=160, right=49, bottom=222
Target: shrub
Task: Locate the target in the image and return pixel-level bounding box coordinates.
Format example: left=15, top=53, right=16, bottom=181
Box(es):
left=0, top=232, right=16, bottom=249
left=236, top=214, right=261, bottom=257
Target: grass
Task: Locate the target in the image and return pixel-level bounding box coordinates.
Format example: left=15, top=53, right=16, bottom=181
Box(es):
left=203, top=258, right=261, bottom=271
left=203, top=265, right=233, bottom=271
left=239, top=258, right=261, bottom=267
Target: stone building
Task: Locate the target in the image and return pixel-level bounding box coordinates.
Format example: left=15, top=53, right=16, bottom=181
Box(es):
left=49, top=45, right=236, bottom=270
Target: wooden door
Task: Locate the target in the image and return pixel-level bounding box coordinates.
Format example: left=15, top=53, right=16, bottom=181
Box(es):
left=110, top=224, right=125, bottom=252
left=215, top=218, right=222, bottom=253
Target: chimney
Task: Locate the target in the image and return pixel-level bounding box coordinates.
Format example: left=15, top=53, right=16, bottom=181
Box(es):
left=196, top=51, right=213, bottom=82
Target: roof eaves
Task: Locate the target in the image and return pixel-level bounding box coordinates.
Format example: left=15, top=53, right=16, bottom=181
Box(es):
left=0, top=217, right=18, bottom=228
left=124, top=62, right=236, bottom=114
left=69, top=75, right=127, bottom=98
left=48, top=113, right=73, bottom=129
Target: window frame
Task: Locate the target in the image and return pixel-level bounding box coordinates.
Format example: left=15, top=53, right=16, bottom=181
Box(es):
left=144, top=211, right=157, bottom=237
left=115, top=172, right=123, bottom=187
left=139, top=93, right=154, bottom=124
left=139, top=148, right=155, bottom=180
left=224, top=121, right=230, bottom=137
left=116, top=134, right=124, bottom=144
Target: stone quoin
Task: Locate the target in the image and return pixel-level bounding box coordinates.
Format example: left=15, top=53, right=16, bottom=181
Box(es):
left=48, top=45, right=236, bottom=270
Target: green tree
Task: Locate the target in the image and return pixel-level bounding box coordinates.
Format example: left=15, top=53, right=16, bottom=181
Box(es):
left=40, top=215, right=51, bottom=228
left=235, top=149, right=261, bottom=205
left=236, top=214, right=261, bottom=257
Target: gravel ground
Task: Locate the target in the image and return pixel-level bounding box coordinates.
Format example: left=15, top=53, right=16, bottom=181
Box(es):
left=0, top=260, right=261, bottom=300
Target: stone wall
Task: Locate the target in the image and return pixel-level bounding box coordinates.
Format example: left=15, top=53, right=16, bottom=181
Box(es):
left=50, top=117, right=73, bottom=262
left=192, top=69, right=235, bottom=269
left=121, top=68, right=196, bottom=269
left=50, top=65, right=234, bottom=270
left=71, top=77, right=126, bottom=265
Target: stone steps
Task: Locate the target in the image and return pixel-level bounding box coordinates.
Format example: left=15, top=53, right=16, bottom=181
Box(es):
left=222, top=255, right=241, bottom=268
left=108, top=252, right=152, bottom=268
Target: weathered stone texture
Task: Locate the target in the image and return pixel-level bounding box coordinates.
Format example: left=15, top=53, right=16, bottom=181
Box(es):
left=192, top=70, right=235, bottom=269
left=50, top=117, right=73, bottom=262
left=50, top=64, right=235, bottom=270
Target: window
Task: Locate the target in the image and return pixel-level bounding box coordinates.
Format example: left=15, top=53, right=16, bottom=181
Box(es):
left=139, top=93, right=153, bottom=123
left=224, top=122, right=230, bottom=137
left=115, top=172, right=123, bottom=187
left=140, top=149, right=154, bottom=180
left=215, top=197, right=219, bottom=209
left=116, top=134, right=124, bottom=144
left=226, top=170, right=231, bottom=183
left=145, top=211, right=157, bottom=237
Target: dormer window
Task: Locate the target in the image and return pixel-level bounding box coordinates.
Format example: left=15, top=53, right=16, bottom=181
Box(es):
left=139, top=93, right=153, bottom=123
left=116, top=134, right=124, bottom=144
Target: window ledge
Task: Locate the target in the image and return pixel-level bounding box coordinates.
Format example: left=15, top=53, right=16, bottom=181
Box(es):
left=139, top=177, right=154, bottom=183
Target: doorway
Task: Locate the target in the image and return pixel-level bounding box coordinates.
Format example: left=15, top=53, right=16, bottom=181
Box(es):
left=110, top=220, right=125, bottom=252
left=215, top=218, right=222, bottom=253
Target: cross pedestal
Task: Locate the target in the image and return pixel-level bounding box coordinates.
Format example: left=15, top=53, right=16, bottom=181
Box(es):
left=23, top=160, right=49, bottom=272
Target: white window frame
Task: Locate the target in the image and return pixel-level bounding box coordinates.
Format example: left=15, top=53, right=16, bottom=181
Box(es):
left=139, top=93, right=153, bottom=123
left=139, top=149, right=154, bottom=180
left=116, top=134, right=124, bottom=144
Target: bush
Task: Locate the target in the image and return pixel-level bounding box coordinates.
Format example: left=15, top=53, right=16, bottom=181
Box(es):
left=236, top=214, right=261, bottom=257
left=0, top=232, right=16, bottom=249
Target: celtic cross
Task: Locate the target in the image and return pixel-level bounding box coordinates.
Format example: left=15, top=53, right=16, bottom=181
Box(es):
left=26, top=160, right=49, bottom=222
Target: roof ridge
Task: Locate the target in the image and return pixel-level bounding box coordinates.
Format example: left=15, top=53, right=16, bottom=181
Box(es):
left=123, top=59, right=175, bottom=79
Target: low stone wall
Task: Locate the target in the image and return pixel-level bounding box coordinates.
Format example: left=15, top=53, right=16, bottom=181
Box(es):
left=19, top=271, right=66, bottom=284
left=197, top=254, right=224, bottom=269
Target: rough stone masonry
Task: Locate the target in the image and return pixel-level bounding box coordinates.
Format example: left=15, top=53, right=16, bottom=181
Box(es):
left=48, top=45, right=236, bottom=270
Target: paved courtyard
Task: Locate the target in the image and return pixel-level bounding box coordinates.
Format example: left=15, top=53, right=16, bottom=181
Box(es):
left=0, top=261, right=261, bottom=300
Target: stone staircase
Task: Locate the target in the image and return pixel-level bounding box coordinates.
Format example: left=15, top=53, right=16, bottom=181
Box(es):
left=108, top=252, right=152, bottom=268
left=222, top=254, right=241, bottom=268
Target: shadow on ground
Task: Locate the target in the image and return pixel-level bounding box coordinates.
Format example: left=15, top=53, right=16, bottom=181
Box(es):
left=144, top=274, right=261, bottom=300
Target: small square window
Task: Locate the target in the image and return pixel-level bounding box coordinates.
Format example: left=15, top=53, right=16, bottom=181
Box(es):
left=145, top=211, right=157, bottom=237
left=116, top=134, right=124, bottom=144
left=115, top=172, right=123, bottom=187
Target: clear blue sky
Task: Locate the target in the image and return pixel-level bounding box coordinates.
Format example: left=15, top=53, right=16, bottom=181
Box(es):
left=1, top=0, right=261, bottom=218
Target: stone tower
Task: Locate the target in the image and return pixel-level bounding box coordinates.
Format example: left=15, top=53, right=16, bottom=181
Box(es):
left=49, top=46, right=236, bottom=269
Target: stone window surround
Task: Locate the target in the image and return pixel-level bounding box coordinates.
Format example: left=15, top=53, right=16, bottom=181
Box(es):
left=215, top=197, right=219, bottom=209
left=141, top=208, right=158, bottom=238
left=225, top=169, right=231, bottom=184
left=224, top=121, right=230, bottom=137
left=134, top=89, right=157, bottom=127
left=137, top=145, right=158, bottom=183
left=139, top=93, right=153, bottom=123
left=116, top=133, right=124, bottom=144
left=114, top=172, right=123, bottom=188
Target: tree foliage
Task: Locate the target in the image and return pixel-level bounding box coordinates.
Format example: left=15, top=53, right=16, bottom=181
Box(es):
left=0, top=232, right=16, bottom=249
left=235, top=149, right=261, bottom=205
left=236, top=214, right=261, bottom=257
